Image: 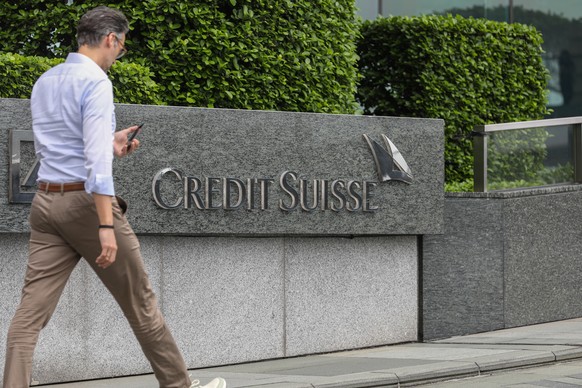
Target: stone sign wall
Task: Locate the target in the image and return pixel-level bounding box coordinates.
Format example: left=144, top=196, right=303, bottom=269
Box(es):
left=1, top=98, right=444, bottom=236
left=0, top=98, right=444, bottom=384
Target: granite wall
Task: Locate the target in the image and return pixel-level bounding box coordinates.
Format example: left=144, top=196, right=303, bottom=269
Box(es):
left=1, top=98, right=444, bottom=236
left=423, top=185, right=582, bottom=340
left=0, top=234, right=418, bottom=385
left=0, top=98, right=442, bottom=384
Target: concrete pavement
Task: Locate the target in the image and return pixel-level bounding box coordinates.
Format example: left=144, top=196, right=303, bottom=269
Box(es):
left=40, top=318, right=582, bottom=387
left=425, top=358, right=582, bottom=387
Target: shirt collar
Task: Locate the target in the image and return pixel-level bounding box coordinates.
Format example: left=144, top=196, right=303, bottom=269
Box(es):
left=65, top=52, right=107, bottom=77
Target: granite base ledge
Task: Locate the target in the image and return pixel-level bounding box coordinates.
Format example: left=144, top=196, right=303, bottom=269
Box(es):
left=313, top=372, right=399, bottom=388
left=553, top=347, right=582, bottom=361
left=393, top=362, right=480, bottom=385
left=475, top=352, right=556, bottom=373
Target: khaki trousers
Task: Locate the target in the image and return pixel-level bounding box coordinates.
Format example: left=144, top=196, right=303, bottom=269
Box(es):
left=3, top=191, right=190, bottom=388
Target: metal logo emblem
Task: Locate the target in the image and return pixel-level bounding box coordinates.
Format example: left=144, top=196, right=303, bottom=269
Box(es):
left=363, top=134, right=413, bottom=184
left=9, top=129, right=39, bottom=203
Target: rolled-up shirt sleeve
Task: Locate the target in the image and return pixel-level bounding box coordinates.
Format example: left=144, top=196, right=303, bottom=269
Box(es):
left=82, top=79, right=115, bottom=196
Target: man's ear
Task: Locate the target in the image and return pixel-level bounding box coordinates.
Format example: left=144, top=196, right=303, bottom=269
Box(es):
left=104, top=33, right=115, bottom=48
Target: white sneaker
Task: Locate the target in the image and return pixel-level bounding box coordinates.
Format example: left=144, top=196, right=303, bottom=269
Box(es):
left=190, top=377, right=226, bottom=388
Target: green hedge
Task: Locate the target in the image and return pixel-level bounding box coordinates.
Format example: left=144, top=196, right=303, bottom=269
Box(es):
left=0, top=53, right=58, bottom=99
left=0, top=0, right=359, bottom=113
left=0, top=52, right=163, bottom=104
left=356, top=15, right=551, bottom=187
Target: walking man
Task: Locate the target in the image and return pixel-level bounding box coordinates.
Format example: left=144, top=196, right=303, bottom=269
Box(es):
left=3, top=6, right=225, bottom=388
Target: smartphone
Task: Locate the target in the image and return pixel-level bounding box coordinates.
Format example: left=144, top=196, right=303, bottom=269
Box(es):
left=127, top=123, right=143, bottom=151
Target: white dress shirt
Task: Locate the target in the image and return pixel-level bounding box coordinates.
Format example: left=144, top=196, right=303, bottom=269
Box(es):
left=31, top=52, right=116, bottom=196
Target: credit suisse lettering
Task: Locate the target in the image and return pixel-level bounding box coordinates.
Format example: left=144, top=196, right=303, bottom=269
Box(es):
left=152, top=168, right=379, bottom=213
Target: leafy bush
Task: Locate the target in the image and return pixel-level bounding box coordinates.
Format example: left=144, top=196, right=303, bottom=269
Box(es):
left=109, top=62, right=164, bottom=105
left=0, top=52, right=163, bottom=104
left=0, top=0, right=360, bottom=113
left=357, top=15, right=551, bottom=187
left=444, top=180, right=473, bottom=192
left=488, top=162, right=574, bottom=190
left=0, top=53, right=59, bottom=99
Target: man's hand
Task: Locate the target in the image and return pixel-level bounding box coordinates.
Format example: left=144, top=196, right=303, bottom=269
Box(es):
left=93, top=193, right=117, bottom=269
left=114, top=125, right=141, bottom=157
left=96, top=228, right=118, bottom=269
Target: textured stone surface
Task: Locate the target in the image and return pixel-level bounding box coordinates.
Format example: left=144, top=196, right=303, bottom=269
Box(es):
left=447, top=183, right=582, bottom=198
left=0, top=235, right=420, bottom=384
left=162, top=237, right=286, bottom=368
left=0, top=98, right=444, bottom=235
left=422, top=198, right=505, bottom=340
left=503, top=191, right=582, bottom=327
left=285, top=236, right=418, bottom=356
left=423, top=189, right=582, bottom=340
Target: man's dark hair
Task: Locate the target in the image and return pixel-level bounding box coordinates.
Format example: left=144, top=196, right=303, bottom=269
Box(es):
left=77, top=6, right=129, bottom=48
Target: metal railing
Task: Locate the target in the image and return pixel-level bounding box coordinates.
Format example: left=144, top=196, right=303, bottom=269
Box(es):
left=473, top=117, right=582, bottom=192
